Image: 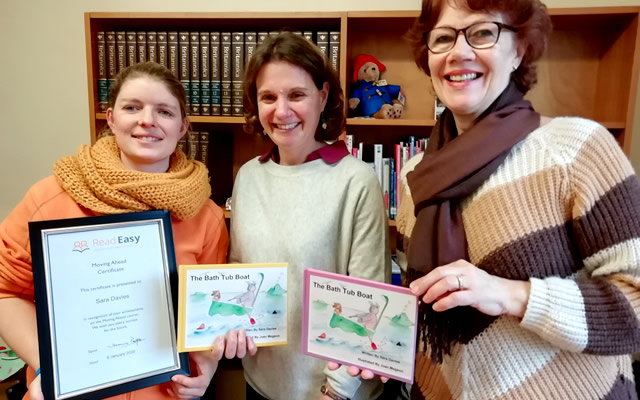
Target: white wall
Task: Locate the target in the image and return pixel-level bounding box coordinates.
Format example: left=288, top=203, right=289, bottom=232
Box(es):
left=1, top=0, right=640, bottom=219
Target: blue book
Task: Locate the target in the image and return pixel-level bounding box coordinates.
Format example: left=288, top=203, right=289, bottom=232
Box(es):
left=409, top=136, right=416, bottom=158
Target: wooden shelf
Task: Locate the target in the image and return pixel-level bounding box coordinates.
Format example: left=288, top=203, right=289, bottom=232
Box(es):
left=601, top=122, right=626, bottom=130
left=87, top=11, right=347, bottom=20
left=85, top=8, right=640, bottom=215
left=96, top=113, right=244, bottom=124
left=346, top=118, right=436, bottom=127
left=95, top=112, right=625, bottom=130
left=347, top=11, right=419, bottom=19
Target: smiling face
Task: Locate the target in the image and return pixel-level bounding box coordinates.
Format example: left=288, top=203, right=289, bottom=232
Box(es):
left=106, top=76, right=188, bottom=173
left=428, top=2, right=522, bottom=131
left=256, top=61, right=329, bottom=165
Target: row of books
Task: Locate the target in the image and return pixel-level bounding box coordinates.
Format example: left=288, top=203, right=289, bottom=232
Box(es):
left=96, top=30, right=341, bottom=116
left=346, top=135, right=429, bottom=220
left=178, top=131, right=210, bottom=166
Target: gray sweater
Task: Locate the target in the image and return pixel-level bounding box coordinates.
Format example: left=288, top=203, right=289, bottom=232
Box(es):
left=230, top=155, right=391, bottom=399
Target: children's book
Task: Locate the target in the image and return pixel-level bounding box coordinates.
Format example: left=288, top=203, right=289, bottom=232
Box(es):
left=178, top=263, right=287, bottom=352
left=302, top=269, right=418, bottom=383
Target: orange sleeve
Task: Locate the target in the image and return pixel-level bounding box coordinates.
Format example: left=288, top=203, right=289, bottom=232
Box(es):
left=198, top=202, right=229, bottom=265
left=0, top=189, right=39, bottom=299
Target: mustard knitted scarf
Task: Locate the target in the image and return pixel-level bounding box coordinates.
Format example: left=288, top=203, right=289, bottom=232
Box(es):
left=53, top=136, right=211, bottom=220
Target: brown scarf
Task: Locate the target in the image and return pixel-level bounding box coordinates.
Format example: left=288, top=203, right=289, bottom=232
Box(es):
left=406, top=81, right=540, bottom=363
left=53, top=136, right=211, bottom=220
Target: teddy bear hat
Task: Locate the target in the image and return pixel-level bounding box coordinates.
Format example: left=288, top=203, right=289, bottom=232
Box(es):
left=352, top=54, right=386, bottom=82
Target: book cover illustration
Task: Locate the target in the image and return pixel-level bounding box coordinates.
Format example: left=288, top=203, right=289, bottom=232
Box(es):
left=178, top=263, right=288, bottom=352
left=302, top=269, right=417, bottom=383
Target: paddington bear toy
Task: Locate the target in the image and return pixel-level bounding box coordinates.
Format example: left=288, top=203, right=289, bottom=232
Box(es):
left=349, top=54, right=404, bottom=119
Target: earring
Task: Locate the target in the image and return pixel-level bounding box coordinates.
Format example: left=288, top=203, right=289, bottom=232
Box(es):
left=512, top=65, right=518, bottom=72
left=320, top=112, right=327, bottom=130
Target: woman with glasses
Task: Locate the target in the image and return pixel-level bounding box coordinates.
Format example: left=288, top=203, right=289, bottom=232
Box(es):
left=392, top=0, right=640, bottom=398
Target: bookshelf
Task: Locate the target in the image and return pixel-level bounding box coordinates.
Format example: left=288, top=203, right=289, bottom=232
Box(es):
left=84, top=8, right=640, bottom=208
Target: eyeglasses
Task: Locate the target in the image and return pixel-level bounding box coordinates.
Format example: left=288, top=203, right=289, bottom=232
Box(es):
left=423, top=21, right=518, bottom=54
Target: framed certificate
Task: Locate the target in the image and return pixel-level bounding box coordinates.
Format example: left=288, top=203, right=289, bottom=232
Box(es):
left=302, top=269, right=418, bottom=383
left=29, top=210, right=189, bottom=400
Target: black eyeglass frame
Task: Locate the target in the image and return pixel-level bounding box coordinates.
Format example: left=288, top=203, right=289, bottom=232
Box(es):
left=422, top=21, right=518, bottom=54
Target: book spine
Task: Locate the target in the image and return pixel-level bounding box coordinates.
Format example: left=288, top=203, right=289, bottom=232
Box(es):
left=137, top=32, right=147, bottom=63
left=394, top=143, right=401, bottom=208
left=329, top=31, right=340, bottom=72
left=157, top=32, right=168, bottom=68
left=96, top=32, right=108, bottom=112
left=168, top=32, right=179, bottom=78
left=257, top=32, right=268, bottom=46
left=245, top=32, right=257, bottom=66
left=179, top=32, right=191, bottom=115
left=106, top=32, right=117, bottom=92
left=345, top=134, right=353, bottom=154
left=390, top=158, right=397, bottom=219
left=126, top=32, right=136, bottom=67
left=316, top=31, right=329, bottom=58
left=303, top=31, right=313, bottom=42
left=199, top=131, right=210, bottom=167
left=221, top=32, right=232, bottom=116
left=409, top=136, right=416, bottom=157
left=147, top=31, right=157, bottom=63
left=177, top=136, right=187, bottom=155
left=210, top=32, right=221, bottom=116
left=401, top=146, right=409, bottom=170
left=382, top=158, right=390, bottom=217
left=190, top=32, right=200, bottom=115
left=374, top=144, right=383, bottom=186
left=231, top=32, right=244, bottom=117
left=200, top=32, right=211, bottom=116
left=187, top=131, right=200, bottom=160
left=116, top=32, right=126, bottom=72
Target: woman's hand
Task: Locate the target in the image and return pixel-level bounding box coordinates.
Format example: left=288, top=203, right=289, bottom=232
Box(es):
left=218, top=329, right=257, bottom=360
left=327, top=361, right=389, bottom=383
left=409, top=259, right=531, bottom=318
left=28, top=373, right=44, bottom=400
left=168, top=330, right=257, bottom=398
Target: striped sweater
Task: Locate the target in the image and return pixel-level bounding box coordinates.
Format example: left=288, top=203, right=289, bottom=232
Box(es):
left=397, top=117, right=640, bottom=400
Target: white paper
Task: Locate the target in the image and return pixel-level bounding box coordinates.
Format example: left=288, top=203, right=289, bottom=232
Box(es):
left=43, top=221, right=178, bottom=396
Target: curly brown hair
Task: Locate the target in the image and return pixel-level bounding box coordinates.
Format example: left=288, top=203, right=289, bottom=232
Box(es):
left=406, top=0, right=552, bottom=94
left=242, top=31, right=345, bottom=141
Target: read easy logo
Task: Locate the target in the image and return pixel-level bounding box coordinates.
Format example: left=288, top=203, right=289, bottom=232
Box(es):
left=72, top=240, right=89, bottom=253
left=92, top=236, right=142, bottom=248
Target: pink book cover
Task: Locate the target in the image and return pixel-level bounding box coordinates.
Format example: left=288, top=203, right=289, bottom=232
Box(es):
left=302, top=269, right=418, bottom=383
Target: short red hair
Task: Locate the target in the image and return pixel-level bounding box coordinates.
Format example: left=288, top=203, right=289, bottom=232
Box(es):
left=406, top=0, right=552, bottom=94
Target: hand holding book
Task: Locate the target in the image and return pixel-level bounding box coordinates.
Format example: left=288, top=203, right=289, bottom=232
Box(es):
left=303, top=269, right=418, bottom=383
left=327, top=361, right=389, bottom=383
left=168, top=330, right=257, bottom=398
